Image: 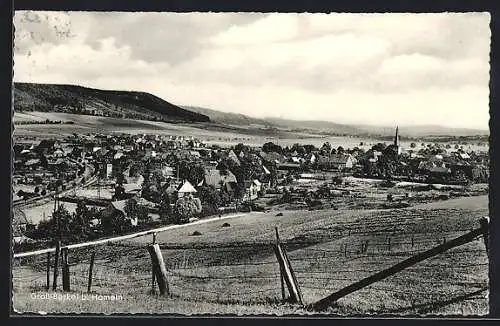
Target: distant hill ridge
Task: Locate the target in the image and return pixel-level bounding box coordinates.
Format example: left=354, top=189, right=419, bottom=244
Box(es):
left=183, top=106, right=275, bottom=127
left=186, top=107, right=488, bottom=138
left=14, top=82, right=210, bottom=123
left=14, top=82, right=488, bottom=138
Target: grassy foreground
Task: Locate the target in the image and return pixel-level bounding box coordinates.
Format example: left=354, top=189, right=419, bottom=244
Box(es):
left=12, top=196, right=489, bottom=316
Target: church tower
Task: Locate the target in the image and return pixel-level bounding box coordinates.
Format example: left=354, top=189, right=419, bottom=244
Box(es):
left=394, top=126, right=399, bottom=147
left=394, top=126, right=401, bottom=155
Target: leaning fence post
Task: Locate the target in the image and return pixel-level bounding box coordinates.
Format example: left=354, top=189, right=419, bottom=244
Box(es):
left=62, top=248, right=70, bottom=292
left=274, top=227, right=303, bottom=305
left=308, top=226, right=485, bottom=311
left=87, top=251, right=96, bottom=293
left=46, top=252, right=51, bottom=290
left=52, top=241, right=61, bottom=290
left=147, top=244, right=170, bottom=296
left=275, top=227, right=286, bottom=301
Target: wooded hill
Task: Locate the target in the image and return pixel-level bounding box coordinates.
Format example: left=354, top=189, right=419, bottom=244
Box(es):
left=14, top=82, right=210, bottom=123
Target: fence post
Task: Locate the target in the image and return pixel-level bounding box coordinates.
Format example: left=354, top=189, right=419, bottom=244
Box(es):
left=52, top=241, right=61, bottom=290
left=151, top=233, right=157, bottom=293
left=147, top=244, right=170, bottom=296
left=87, top=251, right=96, bottom=293
left=274, top=227, right=303, bottom=305
left=480, top=216, right=490, bottom=258
left=275, top=227, right=286, bottom=301
left=62, top=248, right=70, bottom=292
left=46, top=252, right=51, bottom=291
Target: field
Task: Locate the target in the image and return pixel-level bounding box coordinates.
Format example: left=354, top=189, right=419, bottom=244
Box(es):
left=12, top=195, right=489, bottom=315
left=13, top=112, right=290, bottom=146
left=14, top=112, right=489, bottom=151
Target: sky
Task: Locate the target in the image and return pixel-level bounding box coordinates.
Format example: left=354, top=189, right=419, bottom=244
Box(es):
left=13, top=11, right=491, bottom=130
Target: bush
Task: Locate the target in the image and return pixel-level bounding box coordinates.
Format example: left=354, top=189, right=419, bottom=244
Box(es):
left=191, top=230, right=202, bottom=236
left=222, top=223, right=231, bottom=228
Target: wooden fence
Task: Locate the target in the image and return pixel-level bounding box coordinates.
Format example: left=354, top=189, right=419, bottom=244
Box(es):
left=12, top=215, right=490, bottom=313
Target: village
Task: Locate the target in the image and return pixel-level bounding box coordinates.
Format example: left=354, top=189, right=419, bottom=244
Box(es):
left=12, top=127, right=489, bottom=251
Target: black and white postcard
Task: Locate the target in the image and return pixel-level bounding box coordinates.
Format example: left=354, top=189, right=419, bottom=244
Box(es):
left=11, top=11, right=491, bottom=316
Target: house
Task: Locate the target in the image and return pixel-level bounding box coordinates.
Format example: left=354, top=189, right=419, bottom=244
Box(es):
left=47, top=158, right=67, bottom=171
left=177, top=180, right=197, bottom=198
left=252, top=179, right=262, bottom=193
left=101, top=200, right=138, bottom=227
left=13, top=207, right=35, bottom=238
left=278, top=162, right=302, bottom=172
left=227, top=150, right=241, bottom=166
left=25, top=158, right=41, bottom=170
left=162, top=165, right=175, bottom=178
left=201, top=168, right=238, bottom=190
left=428, top=166, right=452, bottom=181
left=53, top=148, right=65, bottom=158
left=328, top=154, right=355, bottom=171
left=114, top=152, right=125, bottom=160
left=189, top=150, right=202, bottom=159
left=306, top=152, right=317, bottom=164
left=242, top=180, right=260, bottom=201
left=418, top=158, right=446, bottom=173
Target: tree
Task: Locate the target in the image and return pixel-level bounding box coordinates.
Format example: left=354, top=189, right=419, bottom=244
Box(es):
left=291, top=143, right=306, bottom=156
left=262, top=142, right=282, bottom=154
left=188, top=164, right=205, bottom=185
left=129, top=162, right=143, bottom=177
left=372, top=143, right=387, bottom=152
left=159, top=192, right=173, bottom=222
left=175, top=195, right=202, bottom=223
left=72, top=201, right=93, bottom=240
left=124, top=198, right=150, bottom=224
left=321, top=142, right=332, bottom=154
left=52, top=204, right=76, bottom=243
left=337, top=146, right=345, bottom=154
left=234, top=143, right=250, bottom=154
left=198, top=184, right=220, bottom=210
left=113, top=184, right=126, bottom=200
left=303, top=144, right=317, bottom=154
left=410, top=142, right=416, bottom=148
left=115, top=171, right=126, bottom=186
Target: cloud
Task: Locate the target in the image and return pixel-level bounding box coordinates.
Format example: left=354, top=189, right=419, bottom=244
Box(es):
left=13, top=11, right=491, bottom=129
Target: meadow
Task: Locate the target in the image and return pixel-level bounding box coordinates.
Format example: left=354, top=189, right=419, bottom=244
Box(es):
left=12, top=195, right=489, bottom=315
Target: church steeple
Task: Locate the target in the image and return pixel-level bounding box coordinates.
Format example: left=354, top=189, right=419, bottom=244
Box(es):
left=394, top=126, right=399, bottom=147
